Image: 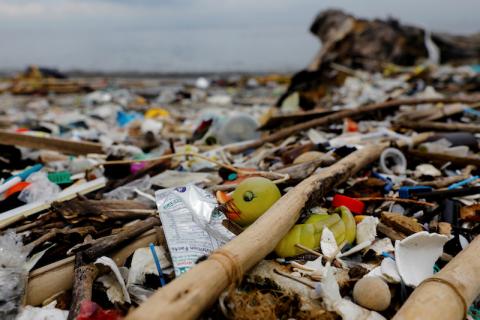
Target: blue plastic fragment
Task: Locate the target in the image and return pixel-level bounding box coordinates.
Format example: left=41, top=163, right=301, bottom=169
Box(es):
left=448, top=175, right=479, bottom=190
left=117, top=110, right=142, bottom=127
left=399, top=186, right=433, bottom=199
left=372, top=172, right=394, bottom=193
left=149, top=243, right=166, bottom=287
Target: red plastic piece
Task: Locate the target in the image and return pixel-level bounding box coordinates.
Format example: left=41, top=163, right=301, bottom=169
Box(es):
left=332, top=194, right=365, bottom=215
left=77, top=301, right=122, bottom=320
left=344, top=118, right=358, bottom=132
left=5, top=181, right=30, bottom=198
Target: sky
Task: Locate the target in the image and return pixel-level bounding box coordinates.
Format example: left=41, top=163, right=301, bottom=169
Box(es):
left=0, top=0, right=479, bottom=72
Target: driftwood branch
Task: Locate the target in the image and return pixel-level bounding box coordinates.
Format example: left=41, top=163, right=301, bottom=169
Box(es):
left=227, top=97, right=474, bottom=154
left=67, top=253, right=98, bottom=320
left=396, top=120, right=480, bottom=133
left=354, top=197, right=436, bottom=207
left=396, top=102, right=476, bottom=122
left=0, top=130, right=104, bottom=155
left=82, top=216, right=160, bottom=261
left=407, top=150, right=480, bottom=167
left=276, top=154, right=336, bottom=183
left=24, top=226, right=96, bottom=252
left=52, top=198, right=153, bottom=223
left=258, top=108, right=334, bottom=130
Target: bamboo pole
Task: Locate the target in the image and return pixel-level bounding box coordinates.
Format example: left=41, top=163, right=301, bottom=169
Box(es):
left=393, top=235, right=480, bottom=320
left=126, top=134, right=431, bottom=320
left=226, top=97, right=476, bottom=154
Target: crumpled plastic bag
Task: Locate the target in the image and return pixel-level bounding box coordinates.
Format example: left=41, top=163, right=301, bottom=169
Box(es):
left=18, top=172, right=60, bottom=203
left=0, top=231, right=29, bottom=319
left=104, top=175, right=151, bottom=200
left=16, top=301, right=68, bottom=320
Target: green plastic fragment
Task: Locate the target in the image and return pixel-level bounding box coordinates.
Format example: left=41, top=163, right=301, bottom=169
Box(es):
left=48, top=171, right=72, bottom=185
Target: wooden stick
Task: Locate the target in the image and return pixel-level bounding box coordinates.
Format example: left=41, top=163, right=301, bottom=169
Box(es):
left=294, top=243, right=322, bottom=256
left=422, top=165, right=476, bottom=188
left=273, top=268, right=316, bottom=289
left=67, top=253, right=98, bottom=320
left=258, top=108, right=334, bottom=131
left=276, top=154, right=336, bottom=183
left=227, top=97, right=475, bottom=154
left=393, top=235, right=480, bottom=320
left=395, top=120, right=480, bottom=133
left=24, top=226, right=96, bottom=252
left=424, top=102, right=480, bottom=121
left=407, top=149, right=480, bottom=167
left=0, top=130, right=104, bottom=155
left=82, top=217, right=160, bottom=261
left=377, top=222, right=405, bottom=241
left=355, top=197, right=436, bottom=207
left=397, top=102, right=478, bottom=122
left=126, top=135, right=433, bottom=320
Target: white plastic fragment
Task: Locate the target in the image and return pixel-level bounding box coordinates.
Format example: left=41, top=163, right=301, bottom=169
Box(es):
left=356, top=216, right=379, bottom=244
left=321, top=227, right=338, bottom=260
left=368, top=238, right=395, bottom=256
left=337, top=240, right=373, bottom=258
left=367, top=258, right=401, bottom=284
left=394, top=231, right=449, bottom=287
left=95, top=256, right=131, bottom=304
left=380, top=258, right=401, bottom=283
left=414, top=164, right=442, bottom=178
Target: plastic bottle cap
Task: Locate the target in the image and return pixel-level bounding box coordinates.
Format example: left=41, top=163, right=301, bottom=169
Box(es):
left=332, top=194, right=365, bottom=214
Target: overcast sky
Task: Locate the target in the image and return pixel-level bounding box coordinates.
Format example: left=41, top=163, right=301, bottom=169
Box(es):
left=0, top=0, right=479, bottom=72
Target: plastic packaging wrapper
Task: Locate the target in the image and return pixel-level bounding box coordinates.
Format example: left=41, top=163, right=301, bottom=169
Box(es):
left=155, top=184, right=234, bottom=276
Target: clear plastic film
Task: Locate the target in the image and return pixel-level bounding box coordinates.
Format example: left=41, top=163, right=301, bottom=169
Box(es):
left=0, top=230, right=29, bottom=320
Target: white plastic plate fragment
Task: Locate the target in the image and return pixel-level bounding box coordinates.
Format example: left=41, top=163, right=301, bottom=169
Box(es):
left=395, top=231, right=448, bottom=287
left=356, top=216, right=379, bottom=244
left=321, top=227, right=338, bottom=260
